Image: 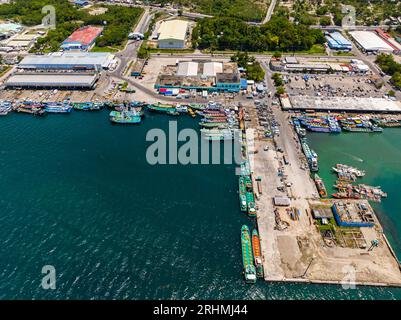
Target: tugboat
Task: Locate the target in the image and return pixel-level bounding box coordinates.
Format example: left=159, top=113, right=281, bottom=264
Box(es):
left=241, top=225, right=257, bottom=284
left=252, top=229, right=264, bottom=278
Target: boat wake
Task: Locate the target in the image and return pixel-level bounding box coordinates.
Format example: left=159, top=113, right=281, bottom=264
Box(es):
left=340, top=152, right=364, bottom=163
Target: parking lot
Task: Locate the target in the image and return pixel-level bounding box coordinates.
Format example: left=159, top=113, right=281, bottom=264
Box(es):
left=285, top=74, right=386, bottom=99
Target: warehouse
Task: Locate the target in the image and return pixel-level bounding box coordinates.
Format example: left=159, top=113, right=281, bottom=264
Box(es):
left=18, top=52, right=115, bottom=70
left=157, top=20, right=189, bottom=49
left=155, top=60, right=241, bottom=92
left=325, top=32, right=352, bottom=51
left=61, top=26, right=103, bottom=51
left=349, top=31, right=394, bottom=54
left=5, top=73, right=99, bottom=89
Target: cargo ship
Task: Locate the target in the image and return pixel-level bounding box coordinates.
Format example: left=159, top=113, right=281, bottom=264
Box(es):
left=241, top=225, right=257, bottom=284
left=109, top=110, right=141, bottom=124
left=238, top=176, right=247, bottom=212
left=301, top=141, right=318, bottom=172
left=314, top=174, right=327, bottom=197
left=252, top=229, right=264, bottom=278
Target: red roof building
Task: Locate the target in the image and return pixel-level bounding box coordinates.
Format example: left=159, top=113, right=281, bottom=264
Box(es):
left=61, top=26, right=103, bottom=51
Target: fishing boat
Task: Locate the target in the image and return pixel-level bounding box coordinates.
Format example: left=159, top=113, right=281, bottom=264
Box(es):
left=44, top=102, right=72, bottom=113
left=333, top=164, right=365, bottom=177
left=187, top=107, right=196, bottom=118
left=244, top=176, right=257, bottom=217
left=0, top=101, right=13, bottom=115
left=252, top=229, right=264, bottom=278
left=238, top=176, right=247, bottom=212
left=147, top=103, right=177, bottom=114
left=241, top=225, right=257, bottom=284
left=72, top=102, right=103, bottom=111
left=15, top=102, right=45, bottom=116
left=109, top=110, right=141, bottom=124
left=199, top=122, right=228, bottom=128
left=301, top=141, right=319, bottom=172
left=175, top=104, right=188, bottom=113
left=314, top=174, right=327, bottom=197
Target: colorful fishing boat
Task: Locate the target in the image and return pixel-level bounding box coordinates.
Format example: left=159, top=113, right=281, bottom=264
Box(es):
left=241, top=225, right=257, bottom=284
left=252, top=229, right=264, bottom=278
left=314, top=174, right=327, bottom=197
left=109, top=110, right=141, bottom=124
left=44, top=101, right=72, bottom=113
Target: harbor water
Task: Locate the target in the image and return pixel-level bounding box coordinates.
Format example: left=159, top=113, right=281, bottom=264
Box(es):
left=0, top=110, right=401, bottom=299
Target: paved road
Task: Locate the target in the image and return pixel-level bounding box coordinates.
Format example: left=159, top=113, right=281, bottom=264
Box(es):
left=262, top=0, right=277, bottom=24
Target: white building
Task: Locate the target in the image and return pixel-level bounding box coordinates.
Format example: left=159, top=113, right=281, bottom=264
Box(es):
left=157, top=20, right=189, bottom=49
left=349, top=31, right=394, bottom=53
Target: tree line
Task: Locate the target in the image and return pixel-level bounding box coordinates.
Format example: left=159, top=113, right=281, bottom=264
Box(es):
left=192, top=15, right=325, bottom=52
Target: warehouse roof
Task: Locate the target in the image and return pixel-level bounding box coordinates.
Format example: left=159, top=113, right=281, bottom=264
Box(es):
left=349, top=31, right=393, bottom=52
left=158, top=20, right=189, bottom=41
left=177, top=61, right=198, bottom=76
left=203, top=62, right=223, bottom=77
left=328, top=32, right=352, bottom=46
left=6, top=73, right=98, bottom=88
left=62, top=26, right=103, bottom=46
left=19, top=52, right=114, bottom=69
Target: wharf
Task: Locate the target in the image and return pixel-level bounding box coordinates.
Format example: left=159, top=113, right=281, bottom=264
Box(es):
left=246, top=102, right=401, bottom=287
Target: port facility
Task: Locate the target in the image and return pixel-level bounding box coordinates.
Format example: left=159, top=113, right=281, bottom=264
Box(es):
left=60, top=26, right=103, bottom=51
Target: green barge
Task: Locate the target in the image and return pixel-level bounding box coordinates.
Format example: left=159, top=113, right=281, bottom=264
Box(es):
left=241, top=225, right=257, bottom=284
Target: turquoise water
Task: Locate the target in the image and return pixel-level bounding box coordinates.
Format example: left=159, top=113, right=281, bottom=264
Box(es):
left=0, top=110, right=400, bottom=299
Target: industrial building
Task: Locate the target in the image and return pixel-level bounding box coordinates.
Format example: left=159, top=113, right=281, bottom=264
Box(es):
left=0, top=23, right=23, bottom=39
left=157, top=20, right=189, bottom=49
left=155, top=60, right=241, bottom=93
left=349, top=31, right=394, bottom=54
left=5, top=52, right=114, bottom=89
left=61, top=26, right=103, bottom=51
left=325, top=32, right=352, bottom=51
left=18, top=52, right=115, bottom=70
left=5, top=73, right=99, bottom=89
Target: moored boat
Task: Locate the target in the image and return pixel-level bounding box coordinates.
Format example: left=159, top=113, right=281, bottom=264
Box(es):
left=252, top=229, right=264, bottom=278
left=109, top=110, right=141, bottom=124
left=241, top=225, right=257, bottom=284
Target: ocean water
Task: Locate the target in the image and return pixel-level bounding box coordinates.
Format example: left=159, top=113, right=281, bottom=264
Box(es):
left=0, top=110, right=400, bottom=300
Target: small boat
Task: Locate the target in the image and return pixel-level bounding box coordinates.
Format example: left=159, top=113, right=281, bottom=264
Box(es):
left=241, top=225, right=257, bottom=284
left=175, top=104, right=188, bottom=113
left=252, top=229, right=264, bottom=278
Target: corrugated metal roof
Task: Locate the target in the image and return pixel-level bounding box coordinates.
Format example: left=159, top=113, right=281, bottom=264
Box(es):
left=158, top=20, right=189, bottom=41
left=19, top=52, right=114, bottom=68
left=6, top=73, right=97, bottom=87
left=177, top=61, right=198, bottom=76
left=349, top=31, right=393, bottom=52
left=203, top=62, right=223, bottom=77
